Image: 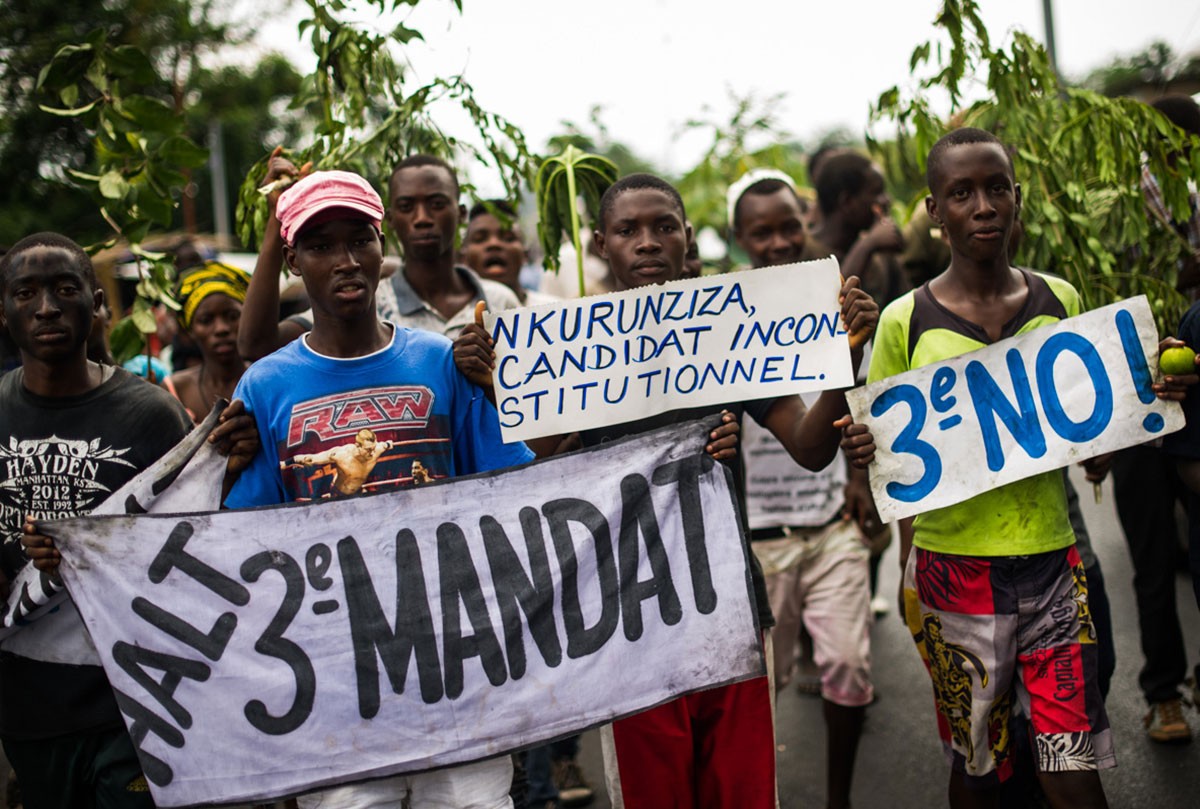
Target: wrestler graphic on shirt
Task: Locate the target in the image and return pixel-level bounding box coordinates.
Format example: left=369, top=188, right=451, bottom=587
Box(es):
left=282, top=428, right=395, bottom=496
left=410, top=459, right=432, bottom=485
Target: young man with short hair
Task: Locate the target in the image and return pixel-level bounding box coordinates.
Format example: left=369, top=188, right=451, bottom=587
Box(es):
left=453, top=173, right=877, bottom=808
left=237, top=153, right=521, bottom=361
left=225, top=170, right=533, bottom=807
left=461, top=200, right=558, bottom=307
left=585, top=174, right=877, bottom=809
left=730, top=170, right=874, bottom=809
left=5, top=232, right=256, bottom=807
left=836, top=128, right=1194, bottom=809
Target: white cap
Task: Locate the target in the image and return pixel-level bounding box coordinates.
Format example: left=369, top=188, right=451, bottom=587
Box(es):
left=726, top=168, right=797, bottom=231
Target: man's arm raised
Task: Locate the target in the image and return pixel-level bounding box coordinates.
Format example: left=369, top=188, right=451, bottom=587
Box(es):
left=238, top=147, right=311, bottom=361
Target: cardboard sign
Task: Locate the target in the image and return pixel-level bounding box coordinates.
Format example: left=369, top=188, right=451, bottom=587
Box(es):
left=846, top=296, right=1185, bottom=523
left=487, top=259, right=854, bottom=441
left=48, top=418, right=763, bottom=807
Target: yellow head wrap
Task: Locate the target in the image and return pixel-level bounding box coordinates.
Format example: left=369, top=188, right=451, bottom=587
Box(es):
left=177, top=261, right=251, bottom=329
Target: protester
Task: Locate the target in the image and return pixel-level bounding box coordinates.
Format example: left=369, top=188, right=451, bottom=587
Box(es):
left=455, top=172, right=878, bottom=808
left=838, top=128, right=1195, bottom=809
left=238, top=152, right=522, bottom=367
left=223, top=169, right=534, bottom=807
left=4, top=231, right=256, bottom=808
left=164, top=260, right=251, bottom=422
left=729, top=169, right=875, bottom=809
left=1150, top=94, right=1200, bottom=733
left=811, top=152, right=909, bottom=615
left=461, top=200, right=558, bottom=307
left=812, top=151, right=909, bottom=309
left=682, top=225, right=703, bottom=279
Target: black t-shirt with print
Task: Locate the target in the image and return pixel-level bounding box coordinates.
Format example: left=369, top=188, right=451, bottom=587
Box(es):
left=0, top=367, right=191, bottom=739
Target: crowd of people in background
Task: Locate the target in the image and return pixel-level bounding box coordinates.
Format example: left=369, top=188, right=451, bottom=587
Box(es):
left=0, top=90, right=1198, bottom=809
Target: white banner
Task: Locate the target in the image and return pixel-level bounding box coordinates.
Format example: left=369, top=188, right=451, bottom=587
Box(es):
left=846, top=296, right=1184, bottom=523
left=488, top=259, right=854, bottom=442
left=48, top=417, right=763, bottom=807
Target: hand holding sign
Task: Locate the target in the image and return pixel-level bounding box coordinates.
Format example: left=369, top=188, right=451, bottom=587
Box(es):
left=453, top=300, right=497, bottom=392
left=705, top=410, right=740, bottom=461
left=21, top=515, right=59, bottom=576
left=838, top=274, right=878, bottom=352
left=834, top=414, right=876, bottom=469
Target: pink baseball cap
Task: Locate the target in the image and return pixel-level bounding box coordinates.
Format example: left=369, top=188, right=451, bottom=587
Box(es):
left=277, top=170, right=385, bottom=245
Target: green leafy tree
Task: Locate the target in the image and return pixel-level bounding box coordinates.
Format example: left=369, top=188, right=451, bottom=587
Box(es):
left=184, top=54, right=308, bottom=237
left=674, top=92, right=808, bottom=242
left=871, top=0, right=1199, bottom=332
left=235, top=0, right=536, bottom=253
left=36, top=26, right=213, bottom=362
left=0, top=0, right=233, bottom=246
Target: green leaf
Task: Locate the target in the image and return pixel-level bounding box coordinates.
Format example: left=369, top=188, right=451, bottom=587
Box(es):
left=117, top=95, right=178, bottom=130
left=36, top=43, right=94, bottom=91
left=98, top=171, right=130, bottom=200
left=130, top=298, right=157, bottom=334
left=59, top=84, right=79, bottom=108
left=156, top=136, right=209, bottom=168
left=130, top=187, right=175, bottom=227
left=38, top=98, right=102, bottom=118
left=108, top=317, right=145, bottom=366
left=105, top=45, right=156, bottom=83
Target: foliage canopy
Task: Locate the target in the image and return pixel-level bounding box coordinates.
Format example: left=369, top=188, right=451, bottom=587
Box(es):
left=871, top=0, right=1200, bottom=333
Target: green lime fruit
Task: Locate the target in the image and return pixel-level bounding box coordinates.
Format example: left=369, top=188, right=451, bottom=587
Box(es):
left=1160, top=345, right=1196, bottom=376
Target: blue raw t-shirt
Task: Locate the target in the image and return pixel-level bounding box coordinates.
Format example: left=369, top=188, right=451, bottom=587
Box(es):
left=225, top=325, right=533, bottom=508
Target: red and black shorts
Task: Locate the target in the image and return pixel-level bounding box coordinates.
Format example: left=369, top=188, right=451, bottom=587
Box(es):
left=902, top=544, right=1116, bottom=786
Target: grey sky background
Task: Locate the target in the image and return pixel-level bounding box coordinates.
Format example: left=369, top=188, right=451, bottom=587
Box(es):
left=249, top=0, right=1200, bottom=193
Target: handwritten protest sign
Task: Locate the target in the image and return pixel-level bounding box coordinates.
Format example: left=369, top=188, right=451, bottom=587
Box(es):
left=487, top=259, right=853, bottom=442
left=48, top=418, right=763, bottom=807
left=0, top=407, right=226, bottom=666
left=846, top=296, right=1184, bottom=523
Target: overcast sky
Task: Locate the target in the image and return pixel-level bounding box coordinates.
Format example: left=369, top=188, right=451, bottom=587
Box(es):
left=248, top=0, right=1200, bottom=192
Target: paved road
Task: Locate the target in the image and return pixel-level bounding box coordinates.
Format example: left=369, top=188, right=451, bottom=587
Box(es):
left=575, top=465, right=1200, bottom=808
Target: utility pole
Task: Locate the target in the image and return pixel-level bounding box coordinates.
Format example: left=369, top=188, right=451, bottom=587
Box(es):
left=1042, top=0, right=1060, bottom=79
left=208, top=120, right=230, bottom=244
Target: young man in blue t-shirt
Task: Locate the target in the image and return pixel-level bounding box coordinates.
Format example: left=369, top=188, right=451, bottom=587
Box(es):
left=225, top=169, right=533, bottom=808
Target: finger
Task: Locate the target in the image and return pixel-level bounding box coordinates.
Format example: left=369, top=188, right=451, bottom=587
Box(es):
left=707, top=440, right=738, bottom=457
left=474, top=300, right=487, bottom=329
left=453, top=348, right=495, bottom=373
left=837, top=273, right=862, bottom=302
left=220, top=399, right=246, bottom=421
left=299, top=161, right=314, bottom=177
